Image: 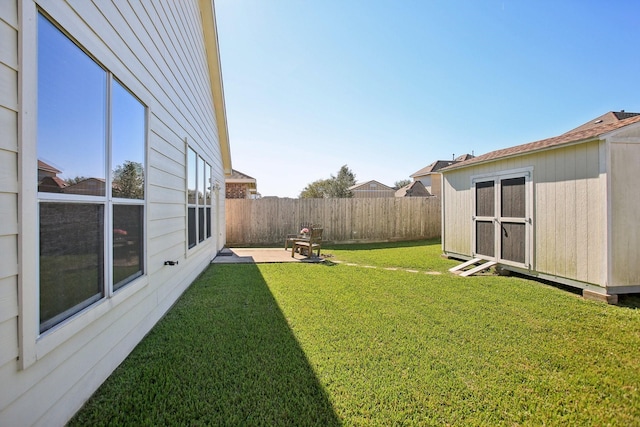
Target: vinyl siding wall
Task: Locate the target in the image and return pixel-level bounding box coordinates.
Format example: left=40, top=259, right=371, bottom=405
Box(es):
left=1, top=1, right=225, bottom=425
left=0, top=0, right=19, bottom=382
left=443, top=141, right=608, bottom=288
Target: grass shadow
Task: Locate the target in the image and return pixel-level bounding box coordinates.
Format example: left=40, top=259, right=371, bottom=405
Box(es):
left=70, top=264, right=341, bottom=426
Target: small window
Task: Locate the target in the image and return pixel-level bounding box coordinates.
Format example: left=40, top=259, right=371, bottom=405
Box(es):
left=187, top=148, right=197, bottom=248
left=186, top=149, right=212, bottom=249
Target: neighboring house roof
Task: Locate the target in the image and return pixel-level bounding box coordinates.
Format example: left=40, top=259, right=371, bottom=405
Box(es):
left=199, top=1, right=232, bottom=177
left=410, top=161, right=456, bottom=178
left=454, top=153, right=475, bottom=162
left=563, top=110, right=640, bottom=134
left=395, top=181, right=432, bottom=197
left=225, top=169, right=257, bottom=191
left=348, top=180, right=394, bottom=191
left=38, top=176, right=68, bottom=191
left=410, top=154, right=475, bottom=178
left=442, top=114, right=640, bottom=172
left=38, top=159, right=61, bottom=174
left=226, top=169, right=256, bottom=182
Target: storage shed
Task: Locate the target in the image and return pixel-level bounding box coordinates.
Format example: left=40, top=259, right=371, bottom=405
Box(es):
left=441, top=114, right=640, bottom=303
left=1, top=1, right=231, bottom=425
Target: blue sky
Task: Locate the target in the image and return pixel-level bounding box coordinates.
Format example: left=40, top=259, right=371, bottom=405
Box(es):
left=215, top=0, right=640, bottom=198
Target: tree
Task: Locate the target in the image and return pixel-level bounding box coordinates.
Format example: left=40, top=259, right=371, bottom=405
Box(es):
left=328, top=165, right=357, bottom=198
left=394, top=179, right=411, bottom=190
left=299, top=179, right=332, bottom=198
left=112, top=161, right=144, bottom=199
left=299, top=165, right=357, bottom=198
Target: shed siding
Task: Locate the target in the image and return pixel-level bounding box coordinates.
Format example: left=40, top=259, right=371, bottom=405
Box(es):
left=443, top=141, right=607, bottom=287
left=0, top=0, right=20, bottom=394
left=609, top=142, right=640, bottom=288
left=1, top=1, right=226, bottom=425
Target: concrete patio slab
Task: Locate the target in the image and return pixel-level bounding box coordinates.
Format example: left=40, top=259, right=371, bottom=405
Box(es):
left=211, top=248, right=325, bottom=264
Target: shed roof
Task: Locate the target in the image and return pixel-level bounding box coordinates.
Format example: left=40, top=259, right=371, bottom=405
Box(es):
left=442, top=114, right=640, bottom=172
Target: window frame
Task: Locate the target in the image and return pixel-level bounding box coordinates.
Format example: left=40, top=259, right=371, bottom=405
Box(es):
left=18, top=8, right=150, bottom=367
left=186, top=143, right=213, bottom=252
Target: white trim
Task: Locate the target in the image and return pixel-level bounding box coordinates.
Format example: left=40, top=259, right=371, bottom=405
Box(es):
left=23, top=10, right=151, bottom=358
left=18, top=0, right=39, bottom=370
left=105, top=74, right=114, bottom=298
left=604, top=139, right=612, bottom=289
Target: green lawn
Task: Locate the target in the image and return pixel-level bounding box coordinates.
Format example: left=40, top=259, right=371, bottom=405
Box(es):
left=71, top=240, right=640, bottom=426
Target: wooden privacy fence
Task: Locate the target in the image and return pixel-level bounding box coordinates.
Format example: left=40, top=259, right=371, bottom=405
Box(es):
left=225, top=197, right=441, bottom=246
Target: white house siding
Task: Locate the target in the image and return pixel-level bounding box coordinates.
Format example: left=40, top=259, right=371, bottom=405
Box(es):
left=443, top=140, right=607, bottom=288
left=1, top=1, right=227, bottom=425
left=609, top=141, right=640, bottom=289
left=0, top=0, right=20, bottom=393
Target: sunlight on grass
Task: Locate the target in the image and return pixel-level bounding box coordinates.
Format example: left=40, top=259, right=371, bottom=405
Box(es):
left=71, top=240, right=640, bottom=425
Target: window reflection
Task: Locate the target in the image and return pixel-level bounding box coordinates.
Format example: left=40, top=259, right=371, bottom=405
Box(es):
left=198, top=156, right=205, bottom=205
left=205, top=163, right=212, bottom=238
left=37, top=14, right=106, bottom=196
left=113, top=205, right=143, bottom=290
left=187, top=148, right=197, bottom=204
left=112, top=80, right=145, bottom=199
left=188, top=207, right=197, bottom=248
left=40, top=203, right=104, bottom=332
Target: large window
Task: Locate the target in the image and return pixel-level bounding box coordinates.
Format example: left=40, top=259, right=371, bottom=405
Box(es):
left=37, top=13, right=146, bottom=332
left=187, top=147, right=212, bottom=249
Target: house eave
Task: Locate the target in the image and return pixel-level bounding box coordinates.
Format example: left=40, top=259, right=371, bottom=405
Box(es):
left=199, top=0, right=232, bottom=176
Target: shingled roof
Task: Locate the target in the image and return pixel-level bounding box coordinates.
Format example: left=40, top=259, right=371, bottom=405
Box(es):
left=563, top=110, right=640, bottom=134
left=441, top=114, right=640, bottom=172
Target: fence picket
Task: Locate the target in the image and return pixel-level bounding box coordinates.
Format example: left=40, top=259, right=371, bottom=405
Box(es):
left=225, top=197, right=441, bottom=246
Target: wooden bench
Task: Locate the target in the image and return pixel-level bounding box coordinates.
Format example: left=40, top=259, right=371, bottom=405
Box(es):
left=284, top=223, right=319, bottom=250
left=291, top=228, right=323, bottom=258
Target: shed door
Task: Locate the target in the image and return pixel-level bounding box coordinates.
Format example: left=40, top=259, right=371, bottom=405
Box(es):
left=473, top=174, right=530, bottom=267
left=500, top=177, right=526, bottom=264
left=474, top=181, right=495, bottom=258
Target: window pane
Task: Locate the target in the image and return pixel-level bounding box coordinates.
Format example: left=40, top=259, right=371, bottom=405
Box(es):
left=113, top=205, right=143, bottom=290
left=112, top=80, right=145, bottom=200
left=188, top=207, right=196, bottom=248
left=206, top=207, right=212, bottom=239
left=501, top=177, right=526, bottom=218
left=187, top=148, right=197, bottom=204
left=205, top=162, right=211, bottom=205
left=37, top=14, right=106, bottom=196
left=198, top=156, right=205, bottom=205
left=475, top=220, right=495, bottom=258
left=40, top=203, right=104, bottom=332
left=198, top=207, right=205, bottom=242
left=475, top=181, right=494, bottom=217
